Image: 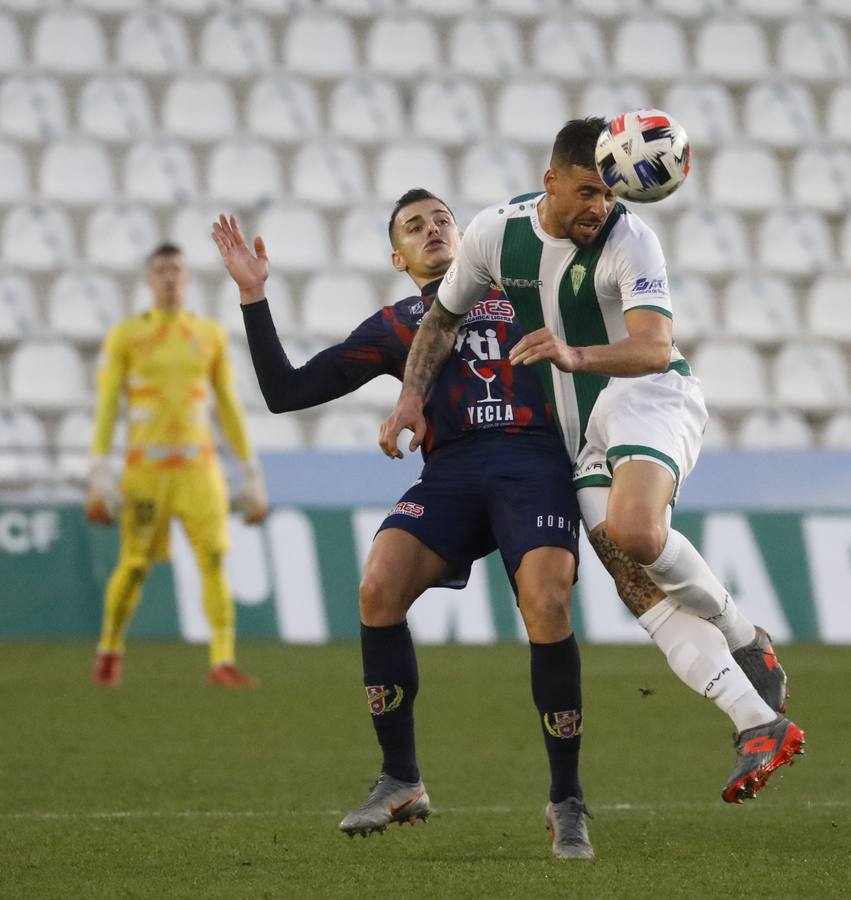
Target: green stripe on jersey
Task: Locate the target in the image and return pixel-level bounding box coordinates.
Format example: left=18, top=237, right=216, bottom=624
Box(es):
left=509, top=191, right=542, bottom=205
left=434, top=296, right=464, bottom=320
left=631, top=304, right=672, bottom=319
left=606, top=443, right=681, bottom=495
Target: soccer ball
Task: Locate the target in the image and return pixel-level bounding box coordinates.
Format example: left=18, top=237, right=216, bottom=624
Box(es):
left=595, top=109, right=691, bottom=203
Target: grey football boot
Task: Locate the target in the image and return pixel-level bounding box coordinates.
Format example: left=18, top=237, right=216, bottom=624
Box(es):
left=339, top=773, right=431, bottom=837
left=732, top=626, right=788, bottom=713
left=545, top=797, right=595, bottom=860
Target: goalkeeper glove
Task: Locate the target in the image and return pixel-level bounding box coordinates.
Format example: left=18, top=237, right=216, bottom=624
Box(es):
left=236, top=457, right=268, bottom=525
left=85, top=456, right=120, bottom=525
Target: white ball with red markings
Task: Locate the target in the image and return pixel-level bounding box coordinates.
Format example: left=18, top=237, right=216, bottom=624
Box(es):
left=594, top=109, right=691, bottom=203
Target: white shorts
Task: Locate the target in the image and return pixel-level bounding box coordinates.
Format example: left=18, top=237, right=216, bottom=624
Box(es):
left=573, top=369, right=708, bottom=509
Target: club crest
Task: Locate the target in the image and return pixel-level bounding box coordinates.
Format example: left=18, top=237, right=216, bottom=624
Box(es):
left=570, top=264, right=587, bottom=295
left=365, top=684, right=404, bottom=716
left=544, top=709, right=583, bottom=739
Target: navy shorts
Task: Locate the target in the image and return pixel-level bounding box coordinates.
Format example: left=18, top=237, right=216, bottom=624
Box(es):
left=377, top=430, right=580, bottom=594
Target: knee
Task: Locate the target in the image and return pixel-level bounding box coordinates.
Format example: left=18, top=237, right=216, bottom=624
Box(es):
left=606, top=513, right=667, bottom=566
left=358, top=572, right=406, bottom=625
left=519, top=573, right=573, bottom=642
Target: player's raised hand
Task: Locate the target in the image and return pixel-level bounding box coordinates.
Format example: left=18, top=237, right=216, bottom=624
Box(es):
left=379, top=393, right=427, bottom=459
left=509, top=327, right=580, bottom=373
left=211, top=213, right=269, bottom=305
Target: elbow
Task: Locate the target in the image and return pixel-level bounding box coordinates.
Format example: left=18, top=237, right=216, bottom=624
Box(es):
left=646, top=340, right=671, bottom=374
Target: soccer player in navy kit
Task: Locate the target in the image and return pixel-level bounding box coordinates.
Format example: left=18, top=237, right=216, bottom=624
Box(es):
left=212, top=190, right=593, bottom=860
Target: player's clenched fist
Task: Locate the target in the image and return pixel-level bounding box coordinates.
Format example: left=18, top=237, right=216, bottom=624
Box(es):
left=379, top=394, right=427, bottom=459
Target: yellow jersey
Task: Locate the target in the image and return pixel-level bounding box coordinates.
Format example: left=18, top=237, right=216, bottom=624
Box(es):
left=91, top=308, right=252, bottom=468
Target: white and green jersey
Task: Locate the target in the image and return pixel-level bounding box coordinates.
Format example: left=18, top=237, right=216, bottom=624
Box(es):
left=437, top=192, right=689, bottom=461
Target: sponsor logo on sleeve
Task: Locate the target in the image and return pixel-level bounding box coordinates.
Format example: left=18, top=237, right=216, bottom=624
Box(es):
left=390, top=501, right=425, bottom=518
left=631, top=276, right=668, bottom=296
left=408, top=300, right=425, bottom=316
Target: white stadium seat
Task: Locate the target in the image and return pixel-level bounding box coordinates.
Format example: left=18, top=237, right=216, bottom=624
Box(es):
left=228, top=342, right=269, bottom=410
left=662, top=82, right=738, bottom=150
left=807, top=275, right=851, bottom=342
left=0, top=13, right=23, bottom=73
left=124, top=138, right=198, bottom=205
left=737, top=410, right=814, bottom=450
left=778, top=17, right=850, bottom=83
left=312, top=409, right=383, bottom=450
left=691, top=340, right=768, bottom=412
left=246, top=76, right=322, bottom=143
left=366, top=16, right=441, bottom=77
left=40, top=138, right=114, bottom=205
left=56, top=410, right=99, bottom=483
left=673, top=209, right=750, bottom=275
left=357, top=373, right=401, bottom=410
left=0, top=76, right=67, bottom=141
left=284, top=13, right=358, bottom=78
left=339, top=206, right=392, bottom=273
left=773, top=341, right=851, bottom=412
left=79, top=76, right=153, bottom=143
left=495, top=80, right=568, bottom=148
left=818, top=0, right=851, bottom=17
left=207, top=139, right=282, bottom=207
left=757, top=210, right=833, bottom=277
left=3, top=203, right=75, bottom=271
left=411, top=79, right=488, bottom=147
left=85, top=204, right=160, bottom=272
left=458, top=142, right=534, bottom=207
left=722, top=274, right=800, bottom=344
left=0, top=140, right=29, bottom=203
left=822, top=412, right=851, bottom=449
left=790, top=147, right=851, bottom=214
left=291, top=140, right=366, bottom=208
left=735, top=0, right=806, bottom=16
left=200, top=11, right=274, bottom=77
left=162, top=76, right=237, bottom=142
left=708, top=146, right=783, bottom=212
left=695, top=18, right=770, bottom=82
left=613, top=18, right=688, bottom=80
left=255, top=205, right=330, bottom=272
left=448, top=17, right=523, bottom=80
left=743, top=82, right=818, bottom=149
left=216, top=273, right=298, bottom=338
left=577, top=82, right=652, bottom=121
left=9, top=340, right=88, bottom=411
left=302, top=271, right=378, bottom=341
left=328, top=77, right=405, bottom=145
left=117, top=10, right=191, bottom=74
left=47, top=270, right=123, bottom=343
left=0, top=273, right=40, bottom=343
left=245, top=410, right=306, bottom=452
left=169, top=204, right=224, bottom=272
left=668, top=274, right=716, bottom=346
left=701, top=414, right=733, bottom=450
left=532, top=18, right=606, bottom=81
left=32, top=9, right=107, bottom=73
left=375, top=142, right=453, bottom=205
left=826, top=85, right=851, bottom=143
left=0, top=409, right=51, bottom=484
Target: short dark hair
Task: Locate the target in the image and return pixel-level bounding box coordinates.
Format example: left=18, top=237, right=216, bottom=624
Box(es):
left=388, top=188, right=454, bottom=247
left=146, top=242, right=183, bottom=266
left=550, top=117, right=607, bottom=171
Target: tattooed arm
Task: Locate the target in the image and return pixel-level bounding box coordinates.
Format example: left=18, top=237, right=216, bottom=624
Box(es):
left=588, top=524, right=666, bottom=617
left=379, top=302, right=463, bottom=459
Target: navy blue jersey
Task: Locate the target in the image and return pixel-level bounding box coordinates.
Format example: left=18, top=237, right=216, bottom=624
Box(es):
left=243, top=278, right=559, bottom=456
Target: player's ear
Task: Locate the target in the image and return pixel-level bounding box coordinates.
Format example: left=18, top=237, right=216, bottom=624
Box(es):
left=391, top=249, right=408, bottom=274
left=543, top=167, right=557, bottom=193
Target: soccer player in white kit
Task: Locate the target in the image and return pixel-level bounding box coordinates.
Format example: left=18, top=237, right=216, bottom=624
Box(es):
left=381, top=118, right=805, bottom=804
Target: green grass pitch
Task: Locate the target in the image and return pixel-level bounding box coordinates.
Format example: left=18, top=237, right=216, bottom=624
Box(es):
left=1, top=641, right=848, bottom=899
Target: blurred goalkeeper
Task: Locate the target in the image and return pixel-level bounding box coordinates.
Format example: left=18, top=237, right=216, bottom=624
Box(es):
left=86, top=242, right=268, bottom=688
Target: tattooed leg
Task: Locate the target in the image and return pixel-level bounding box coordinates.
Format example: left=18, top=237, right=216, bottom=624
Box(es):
left=588, top=523, right=665, bottom=618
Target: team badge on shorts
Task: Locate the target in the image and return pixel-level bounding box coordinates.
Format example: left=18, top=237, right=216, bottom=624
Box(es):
left=544, top=709, right=583, bottom=739
left=365, top=684, right=404, bottom=716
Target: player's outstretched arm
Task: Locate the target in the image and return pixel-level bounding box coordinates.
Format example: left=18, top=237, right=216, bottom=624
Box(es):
left=212, top=213, right=268, bottom=305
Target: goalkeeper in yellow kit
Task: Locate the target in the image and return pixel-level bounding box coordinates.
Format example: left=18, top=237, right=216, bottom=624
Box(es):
left=86, top=243, right=268, bottom=688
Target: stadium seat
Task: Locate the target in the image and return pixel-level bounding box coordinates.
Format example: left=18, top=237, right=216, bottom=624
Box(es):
left=826, top=85, right=851, bottom=143
left=722, top=274, right=800, bottom=344
left=0, top=141, right=29, bottom=203
left=162, top=76, right=236, bottom=142
left=32, top=9, right=107, bottom=73
left=701, top=413, right=732, bottom=450
left=40, top=138, right=115, bottom=205
left=707, top=146, right=783, bottom=212
left=0, top=408, right=52, bottom=484
left=807, top=275, right=851, bottom=342
left=577, top=82, right=652, bottom=121
left=246, top=76, right=322, bottom=143
left=0, top=14, right=23, bottom=73
left=302, top=271, right=379, bottom=341
left=207, top=139, right=282, bottom=207
left=790, top=147, right=851, bottom=214
left=328, top=77, right=405, bottom=145
left=0, top=273, right=39, bottom=343
left=228, top=342, right=269, bottom=410
left=458, top=142, right=534, bottom=207
left=735, top=0, right=806, bottom=16
left=818, top=0, right=851, bottom=17
left=661, top=81, right=737, bottom=150
left=291, top=140, right=366, bottom=208
left=695, top=18, right=770, bottom=82
left=0, top=75, right=67, bottom=141
left=47, top=270, right=123, bottom=343
left=358, top=373, right=403, bottom=410
left=742, top=82, right=818, bottom=148
left=284, top=12, right=358, bottom=78
left=613, top=18, right=688, bottom=80
left=773, top=341, right=851, bottom=412
left=169, top=204, right=224, bottom=272
left=200, top=11, right=274, bottom=77
left=339, top=206, right=392, bottom=273
left=9, top=339, right=88, bottom=411
left=672, top=209, right=750, bottom=274
left=375, top=142, right=453, bottom=205
left=79, top=76, right=153, bottom=143
left=366, top=16, right=441, bottom=77
left=668, top=274, right=716, bottom=346
left=116, top=10, right=191, bottom=74
left=255, top=205, right=330, bottom=272
left=215, top=273, right=298, bottom=338
left=3, top=203, right=76, bottom=271
left=756, top=210, right=833, bottom=277
left=56, top=410, right=99, bottom=483
left=411, top=78, right=488, bottom=147
left=124, top=138, right=198, bottom=205
left=737, top=409, right=814, bottom=450
left=691, top=340, right=768, bottom=412
left=85, top=204, right=160, bottom=272
left=495, top=80, right=568, bottom=148
left=531, top=18, right=606, bottom=80
left=244, top=410, right=306, bottom=451
left=448, top=17, right=523, bottom=80
left=822, top=412, right=851, bottom=449
left=312, top=409, right=383, bottom=450
left=778, top=17, right=850, bottom=82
